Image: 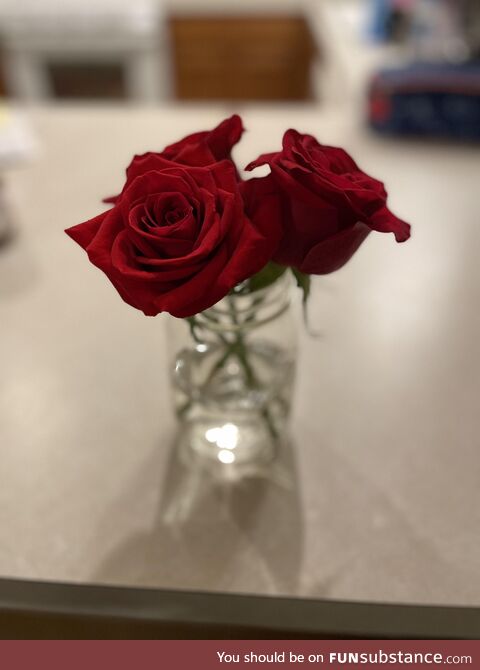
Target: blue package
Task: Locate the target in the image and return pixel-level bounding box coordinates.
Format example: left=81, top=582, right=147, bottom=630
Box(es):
left=368, top=62, right=480, bottom=140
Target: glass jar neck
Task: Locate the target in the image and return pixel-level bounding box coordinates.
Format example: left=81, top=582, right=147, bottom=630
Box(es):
left=195, top=271, right=292, bottom=335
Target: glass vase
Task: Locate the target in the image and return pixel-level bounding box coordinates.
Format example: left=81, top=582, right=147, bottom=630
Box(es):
left=167, top=272, right=297, bottom=470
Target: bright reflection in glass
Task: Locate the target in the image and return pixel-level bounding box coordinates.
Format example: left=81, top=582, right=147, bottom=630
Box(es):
left=218, top=449, right=235, bottom=464
left=205, top=427, right=220, bottom=443
left=216, top=423, right=238, bottom=450
left=205, top=423, right=239, bottom=456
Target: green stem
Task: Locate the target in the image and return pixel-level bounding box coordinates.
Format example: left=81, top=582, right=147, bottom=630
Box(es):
left=227, top=296, right=279, bottom=440
left=181, top=298, right=280, bottom=441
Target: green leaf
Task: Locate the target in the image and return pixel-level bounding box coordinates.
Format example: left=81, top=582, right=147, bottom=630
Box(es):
left=232, top=261, right=287, bottom=295
left=291, top=268, right=319, bottom=335
left=291, top=268, right=311, bottom=306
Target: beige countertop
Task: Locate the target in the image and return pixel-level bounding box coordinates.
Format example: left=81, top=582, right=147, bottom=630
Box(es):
left=1, top=104, right=479, bottom=606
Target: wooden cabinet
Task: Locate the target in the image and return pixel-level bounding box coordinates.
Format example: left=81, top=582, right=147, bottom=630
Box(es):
left=169, top=15, right=317, bottom=101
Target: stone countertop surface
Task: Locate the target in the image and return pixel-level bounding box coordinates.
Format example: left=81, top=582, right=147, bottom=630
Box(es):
left=0, top=104, right=479, bottom=606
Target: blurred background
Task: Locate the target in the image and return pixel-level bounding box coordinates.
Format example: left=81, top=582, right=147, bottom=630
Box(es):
left=0, top=1, right=479, bottom=108
left=1, top=0, right=479, bottom=246
left=1, top=0, right=479, bottom=182
left=1, top=0, right=480, bottom=240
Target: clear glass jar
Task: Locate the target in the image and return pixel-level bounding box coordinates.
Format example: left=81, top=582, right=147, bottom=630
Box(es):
left=167, top=272, right=298, bottom=470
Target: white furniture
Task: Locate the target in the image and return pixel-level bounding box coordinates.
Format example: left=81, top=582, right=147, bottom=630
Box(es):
left=0, top=106, right=35, bottom=242
left=0, top=0, right=168, bottom=102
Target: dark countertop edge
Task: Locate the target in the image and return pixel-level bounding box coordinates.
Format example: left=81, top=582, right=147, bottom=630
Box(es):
left=0, top=577, right=479, bottom=639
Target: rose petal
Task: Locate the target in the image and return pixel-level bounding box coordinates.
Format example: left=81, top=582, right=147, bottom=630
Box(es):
left=245, top=152, right=278, bottom=172
left=299, top=222, right=371, bottom=274
left=65, top=210, right=109, bottom=250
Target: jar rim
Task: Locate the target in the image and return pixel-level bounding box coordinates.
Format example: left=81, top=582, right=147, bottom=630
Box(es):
left=197, top=270, right=293, bottom=333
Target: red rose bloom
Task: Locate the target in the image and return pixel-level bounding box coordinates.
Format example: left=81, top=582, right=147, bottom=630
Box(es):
left=105, top=115, right=244, bottom=204
left=65, top=156, right=280, bottom=318
left=161, top=114, right=244, bottom=166
left=245, top=129, right=411, bottom=275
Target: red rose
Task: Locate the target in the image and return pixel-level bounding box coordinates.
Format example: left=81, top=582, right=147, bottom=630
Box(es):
left=65, top=156, right=280, bottom=318
left=161, top=114, right=244, bottom=166
left=245, top=130, right=411, bottom=274
left=105, top=115, right=244, bottom=204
